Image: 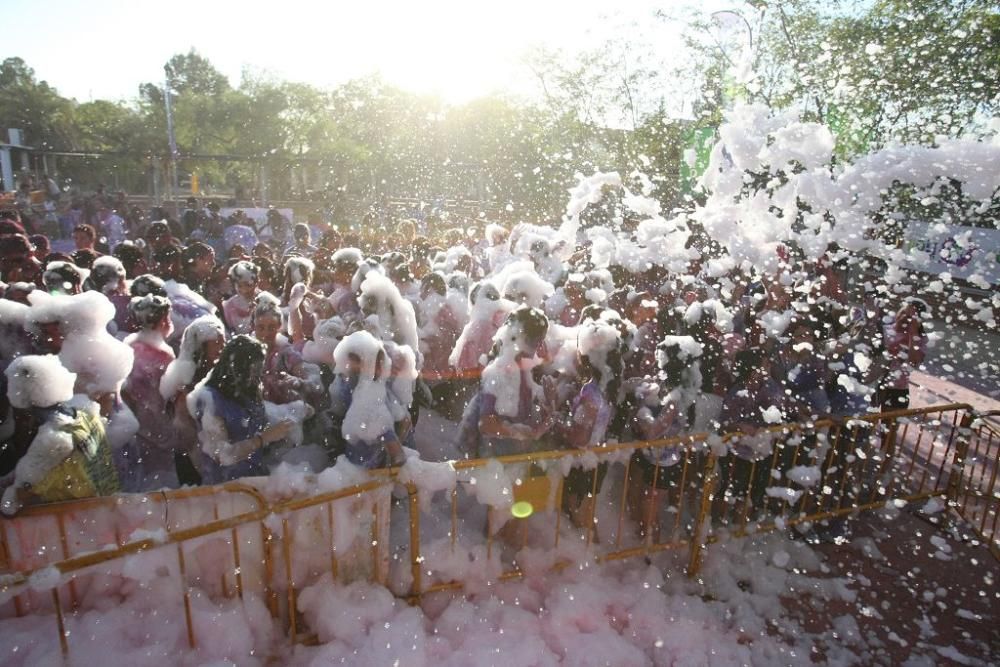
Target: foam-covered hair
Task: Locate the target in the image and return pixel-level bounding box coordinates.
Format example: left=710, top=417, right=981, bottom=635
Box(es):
left=333, top=330, right=387, bottom=381
left=284, top=256, right=315, bottom=285
left=86, top=256, right=127, bottom=294
left=159, top=314, right=226, bottom=399
left=130, top=274, right=166, bottom=298
left=5, top=354, right=77, bottom=409
left=331, top=247, right=363, bottom=266
left=577, top=318, right=623, bottom=392
left=252, top=291, right=282, bottom=322
left=129, top=294, right=172, bottom=330
left=42, top=261, right=83, bottom=293
left=228, top=260, right=258, bottom=285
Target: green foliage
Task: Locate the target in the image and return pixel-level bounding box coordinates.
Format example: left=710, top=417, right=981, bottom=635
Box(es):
left=692, top=0, right=1000, bottom=155
left=1, top=36, right=694, bottom=214
left=0, top=57, right=77, bottom=150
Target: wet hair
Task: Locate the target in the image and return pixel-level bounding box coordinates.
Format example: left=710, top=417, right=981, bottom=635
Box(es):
left=146, top=221, right=171, bottom=239
left=253, top=256, right=277, bottom=288
left=510, top=305, right=548, bottom=347
left=283, top=256, right=314, bottom=285
left=732, top=349, right=765, bottom=385
left=113, top=242, right=145, bottom=274
left=0, top=234, right=32, bottom=256
left=421, top=272, right=446, bottom=297
left=656, top=338, right=691, bottom=388
left=71, top=248, right=99, bottom=269
left=470, top=281, right=500, bottom=305
left=205, top=334, right=266, bottom=406
left=28, top=234, right=50, bottom=257
left=389, top=262, right=413, bottom=284
left=904, top=297, right=929, bottom=316
left=485, top=305, right=549, bottom=364
left=182, top=242, right=214, bottom=266
left=294, top=222, right=311, bottom=242
left=42, top=261, right=83, bottom=293
left=381, top=251, right=407, bottom=269
left=153, top=244, right=182, bottom=265
left=43, top=252, right=73, bottom=264
left=130, top=273, right=167, bottom=297
left=0, top=219, right=26, bottom=236
left=579, top=304, right=605, bottom=323
left=129, top=294, right=171, bottom=330
left=319, top=229, right=341, bottom=249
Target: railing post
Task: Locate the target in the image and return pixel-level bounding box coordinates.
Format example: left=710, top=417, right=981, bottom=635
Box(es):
left=407, top=483, right=422, bottom=601
left=945, top=411, right=976, bottom=509
left=687, top=452, right=718, bottom=578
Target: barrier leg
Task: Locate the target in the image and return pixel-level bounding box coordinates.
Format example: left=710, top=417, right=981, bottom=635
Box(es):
left=408, top=484, right=422, bottom=600
left=945, top=412, right=975, bottom=508
left=687, top=453, right=717, bottom=578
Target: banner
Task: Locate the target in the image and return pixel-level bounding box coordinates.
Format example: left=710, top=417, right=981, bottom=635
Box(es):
left=901, top=221, right=1000, bottom=286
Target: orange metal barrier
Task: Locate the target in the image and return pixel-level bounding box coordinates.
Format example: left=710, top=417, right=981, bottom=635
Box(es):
left=686, top=404, right=970, bottom=571
left=949, top=410, right=1000, bottom=560
left=0, top=478, right=394, bottom=659
left=0, top=482, right=266, bottom=619
left=0, top=402, right=987, bottom=660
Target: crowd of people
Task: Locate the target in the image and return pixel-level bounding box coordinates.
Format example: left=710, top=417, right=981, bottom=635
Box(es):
left=0, top=189, right=928, bottom=531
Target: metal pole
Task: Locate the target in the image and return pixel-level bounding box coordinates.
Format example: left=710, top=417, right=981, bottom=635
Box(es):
left=164, top=69, right=180, bottom=215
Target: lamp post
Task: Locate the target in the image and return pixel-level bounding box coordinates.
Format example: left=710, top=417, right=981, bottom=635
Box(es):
left=164, top=66, right=180, bottom=215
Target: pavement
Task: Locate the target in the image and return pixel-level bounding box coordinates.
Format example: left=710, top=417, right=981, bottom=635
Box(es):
left=913, top=320, right=1000, bottom=413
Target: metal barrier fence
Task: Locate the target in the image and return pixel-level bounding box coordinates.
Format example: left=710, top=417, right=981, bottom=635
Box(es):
left=1, top=402, right=993, bottom=661
left=0, top=483, right=266, bottom=617
left=949, top=410, right=1000, bottom=560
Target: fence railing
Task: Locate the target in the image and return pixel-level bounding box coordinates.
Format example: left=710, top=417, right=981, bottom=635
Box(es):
left=949, top=409, right=1000, bottom=561
left=2, top=402, right=994, bottom=661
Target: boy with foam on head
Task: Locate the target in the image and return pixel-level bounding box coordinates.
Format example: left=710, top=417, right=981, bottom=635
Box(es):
left=2, top=355, right=118, bottom=516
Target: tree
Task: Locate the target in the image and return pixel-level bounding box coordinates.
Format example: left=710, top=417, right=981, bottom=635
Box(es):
left=0, top=57, right=77, bottom=150
left=683, top=0, right=1000, bottom=154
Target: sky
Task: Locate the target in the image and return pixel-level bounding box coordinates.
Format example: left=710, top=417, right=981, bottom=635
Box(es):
left=2, top=0, right=720, bottom=106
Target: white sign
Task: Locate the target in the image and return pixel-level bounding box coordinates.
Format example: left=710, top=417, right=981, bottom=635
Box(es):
left=902, top=221, right=1000, bottom=286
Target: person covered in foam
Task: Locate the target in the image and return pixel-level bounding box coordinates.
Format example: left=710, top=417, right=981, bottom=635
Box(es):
left=626, top=335, right=704, bottom=538
left=325, top=248, right=363, bottom=318
left=283, top=256, right=333, bottom=344
left=1, top=355, right=119, bottom=516
left=85, top=255, right=132, bottom=338
left=186, top=335, right=294, bottom=484
left=329, top=330, right=407, bottom=469
left=416, top=272, right=462, bottom=382
left=556, top=318, right=622, bottom=533
left=457, top=306, right=558, bottom=459
left=25, top=290, right=139, bottom=458
left=252, top=292, right=317, bottom=405
left=120, top=295, right=180, bottom=491
left=222, top=260, right=259, bottom=335
left=449, top=280, right=513, bottom=375
left=160, top=314, right=226, bottom=482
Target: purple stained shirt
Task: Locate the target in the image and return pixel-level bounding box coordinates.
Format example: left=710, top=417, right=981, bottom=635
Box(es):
left=569, top=380, right=613, bottom=448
